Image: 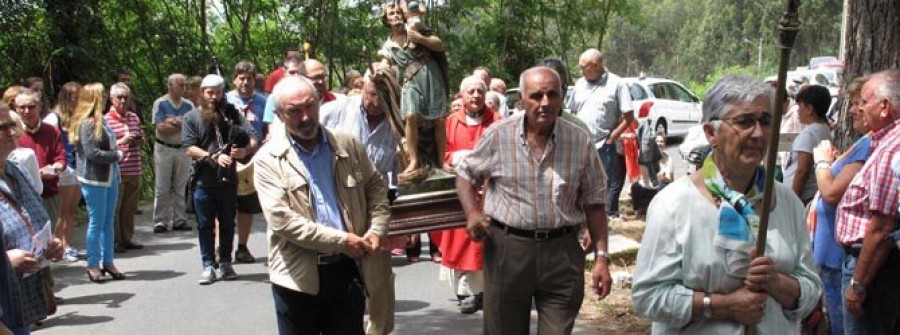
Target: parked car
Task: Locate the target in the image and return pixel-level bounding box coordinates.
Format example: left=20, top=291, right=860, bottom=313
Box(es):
left=809, top=56, right=840, bottom=69
left=624, top=77, right=703, bottom=138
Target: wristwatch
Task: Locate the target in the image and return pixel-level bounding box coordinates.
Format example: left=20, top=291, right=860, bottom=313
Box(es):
left=850, top=278, right=866, bottom=295
left=702, top=292, right=713, bottom=318
left=594, top=250, right=611, bottom=263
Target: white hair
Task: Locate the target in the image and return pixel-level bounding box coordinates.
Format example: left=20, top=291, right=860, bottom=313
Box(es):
left=271, top=76, right=319, bottom=111
left=110, top=82, right=131, bottom=97
left=167, top=73, right=186, bottom=87
left=459, top=75, right=487, bottom=92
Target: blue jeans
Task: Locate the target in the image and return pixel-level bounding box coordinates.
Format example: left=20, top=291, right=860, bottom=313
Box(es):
left=81, top=176, right=120, bottom=268
left=821, top=266, right=844, bottom=335
left=194, top=186, right=237, bottom=268
left=598, top=144, right=625, bottom=216
left=842, top=255, right=868, bottom=335
left=11, top=325, right=30, bottom=335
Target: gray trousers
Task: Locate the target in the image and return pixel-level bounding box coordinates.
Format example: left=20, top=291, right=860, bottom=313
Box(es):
left=483, top=223, right=584, bottom=335
left=152, top=143, right=190, bottom=229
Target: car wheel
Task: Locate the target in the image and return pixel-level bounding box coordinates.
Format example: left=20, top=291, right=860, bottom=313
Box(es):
left=655, top=119, right=668, bottom=138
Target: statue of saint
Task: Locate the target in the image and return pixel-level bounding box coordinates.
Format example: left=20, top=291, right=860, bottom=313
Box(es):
left=378, top=1, right=449, bottom=183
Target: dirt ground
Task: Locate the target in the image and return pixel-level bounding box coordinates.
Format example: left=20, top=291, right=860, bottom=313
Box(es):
left=577, top=198, right=652, bottom=334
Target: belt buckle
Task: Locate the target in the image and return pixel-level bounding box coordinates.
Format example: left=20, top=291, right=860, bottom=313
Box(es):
left=317, top=254, right=331, bottom=265
left=534, top=230, right=550, bottom=240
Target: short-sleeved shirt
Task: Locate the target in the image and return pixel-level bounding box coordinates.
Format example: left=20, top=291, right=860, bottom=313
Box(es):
left=836, top=118, right=900, bottom=244
left=813, top=135, right=872, bottom=269
left=152, top=94, right=194, bottom=145
left=104, top=108, right=143, bottom=176
left=181, top=105, right=255, bottom=187
left=225, top=91, right=266, bottom=139
left=456, top=114, right=607, bottom=229
left=783, top=122, right=831, bottom=202
left=567, top=71, right=633, bottom=148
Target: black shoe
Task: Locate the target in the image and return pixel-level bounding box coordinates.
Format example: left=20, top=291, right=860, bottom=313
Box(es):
left=172, top=223, right=193, bottom=231
left=124, top=243, right=144, bottom=250
left=135, top=209, right=144, bottom=215
left=153, top=225, right=167, bottom=233
left=114, top=244, right=127, bottom=253
left=234, top=247, right=255, bottom=264
left=86, top=269, right=106, bottom=283
left=102, top=266, right=126, bottom=280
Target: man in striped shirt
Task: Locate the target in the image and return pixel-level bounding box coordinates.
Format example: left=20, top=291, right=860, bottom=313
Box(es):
left=835, top=69, right=900, bottom=333
left=105, top=82, right=144, bottom=252
left=456, top=66, right=612, bottom=335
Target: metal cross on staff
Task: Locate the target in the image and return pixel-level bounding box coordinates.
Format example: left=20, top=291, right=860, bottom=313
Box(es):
left=750, top=0, right=800, bottom=333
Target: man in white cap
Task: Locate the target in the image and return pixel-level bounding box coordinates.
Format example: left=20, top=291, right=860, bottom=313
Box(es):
left=182, top=74, right=257, bottom=285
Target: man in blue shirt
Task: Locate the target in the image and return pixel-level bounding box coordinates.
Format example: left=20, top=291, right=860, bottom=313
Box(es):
left=152, top=73, right=195, bottom=233
left=225, top=61, right=267, bottom=264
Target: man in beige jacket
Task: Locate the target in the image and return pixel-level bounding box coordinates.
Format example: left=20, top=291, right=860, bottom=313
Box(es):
left=255, top=76, right=391, bottom=334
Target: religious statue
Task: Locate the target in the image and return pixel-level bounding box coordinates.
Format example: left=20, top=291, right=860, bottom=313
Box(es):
left=378, top=1, right=450, bottom=183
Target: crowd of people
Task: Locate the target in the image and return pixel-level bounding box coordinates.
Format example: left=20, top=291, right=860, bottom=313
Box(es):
left=2, top=2, right=900, bottom=335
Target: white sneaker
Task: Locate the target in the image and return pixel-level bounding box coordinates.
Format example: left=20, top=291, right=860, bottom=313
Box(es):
left=63, top=249, right=79, bottom=263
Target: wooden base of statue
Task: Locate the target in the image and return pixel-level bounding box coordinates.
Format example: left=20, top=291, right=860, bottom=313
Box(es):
left=388, top=170, right=466, bottom=236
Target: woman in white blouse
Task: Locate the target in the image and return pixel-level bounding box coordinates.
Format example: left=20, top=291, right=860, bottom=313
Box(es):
left=632, top=75, right=822, bottom=334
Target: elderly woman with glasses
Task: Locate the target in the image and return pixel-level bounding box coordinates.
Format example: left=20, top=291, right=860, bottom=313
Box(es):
left=632, top=75, right=822, bottom=334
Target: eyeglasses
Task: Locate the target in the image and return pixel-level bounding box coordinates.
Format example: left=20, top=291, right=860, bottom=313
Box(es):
left=115, top=95, right=130, bottom=100
left=716, top=113, right=773, bottom=131
left=307, top=75, right=327, bottom=82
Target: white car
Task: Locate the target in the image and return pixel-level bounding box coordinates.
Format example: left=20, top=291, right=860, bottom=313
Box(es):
left=624, top=77, right=703, bottom=138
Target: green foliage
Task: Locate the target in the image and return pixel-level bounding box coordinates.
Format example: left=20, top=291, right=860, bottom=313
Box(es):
left=685, top=65, right=760, bottom=100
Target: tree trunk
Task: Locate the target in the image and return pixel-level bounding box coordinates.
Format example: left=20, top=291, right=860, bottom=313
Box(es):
left=834, top=0, right=900, bottom=150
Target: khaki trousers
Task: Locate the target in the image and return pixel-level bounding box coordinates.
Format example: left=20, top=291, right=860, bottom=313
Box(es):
left=115, top=175, right=142, bottom=245
left=483, top=223, right=585, bottom=335
left=361, top=250, right=395, bottom=335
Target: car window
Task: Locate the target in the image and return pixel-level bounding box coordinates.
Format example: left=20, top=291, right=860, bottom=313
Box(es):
left=667, top=83, right=695, bottom=103
left=628, top=84, right=648, bottom=100
left=649, top=83, right=669, bottom=100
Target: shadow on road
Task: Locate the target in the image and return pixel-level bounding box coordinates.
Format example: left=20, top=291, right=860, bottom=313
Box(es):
left=56, top=292, right=135, bottom=308
left=114, top=242, right=196, bottom=259
left=38, top=311, right=115, bottom=329
left=395, top=299, right=429, bottom=313
left=234, top=272, right=270, bottom=283
left=121, top=269, right=186, bottom=281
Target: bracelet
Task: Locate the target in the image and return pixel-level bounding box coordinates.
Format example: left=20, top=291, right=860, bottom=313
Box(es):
left=594, top=250, right=611, bottom=263
left=815, top=160, right=832, bottom=170
left=702, top=292, right=713, bottom=318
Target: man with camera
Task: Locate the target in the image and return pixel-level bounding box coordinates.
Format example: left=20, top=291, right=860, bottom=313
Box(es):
left=183, top=74, right=257, bottom=285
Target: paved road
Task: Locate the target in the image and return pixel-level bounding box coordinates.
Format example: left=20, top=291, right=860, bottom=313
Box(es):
left=38, top=139, right=690, bottom=334
left=39, top=214, right=601, bottom=334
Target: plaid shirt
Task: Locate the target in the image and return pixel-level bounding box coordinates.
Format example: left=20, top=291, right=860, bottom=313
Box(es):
left=1, top=161, right=51, bottom=252
left=836, top=117, right=900, bottom=244
left=456, top=113, right=607, bottom=229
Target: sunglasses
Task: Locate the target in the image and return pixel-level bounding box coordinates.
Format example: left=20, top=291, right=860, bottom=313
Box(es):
left=717, top=113, right=773, bottom=131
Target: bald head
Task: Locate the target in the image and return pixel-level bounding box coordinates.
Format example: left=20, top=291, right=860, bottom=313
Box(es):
left=302, top=59, right=328, bottom=96
left=272, top=76, right=321, bottom=141
left=578, top=48, right=604, bottom=82
left=490, top=78, right=507, bottom=94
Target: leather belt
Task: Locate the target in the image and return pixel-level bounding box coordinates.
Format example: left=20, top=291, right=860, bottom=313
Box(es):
left=491, top=219, right=578, bottom=241
left=844, top=242, right=863, bottom=258
left=317, top=253, right=350, bottom=266
left=155, top=139, right=183, bottom=149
